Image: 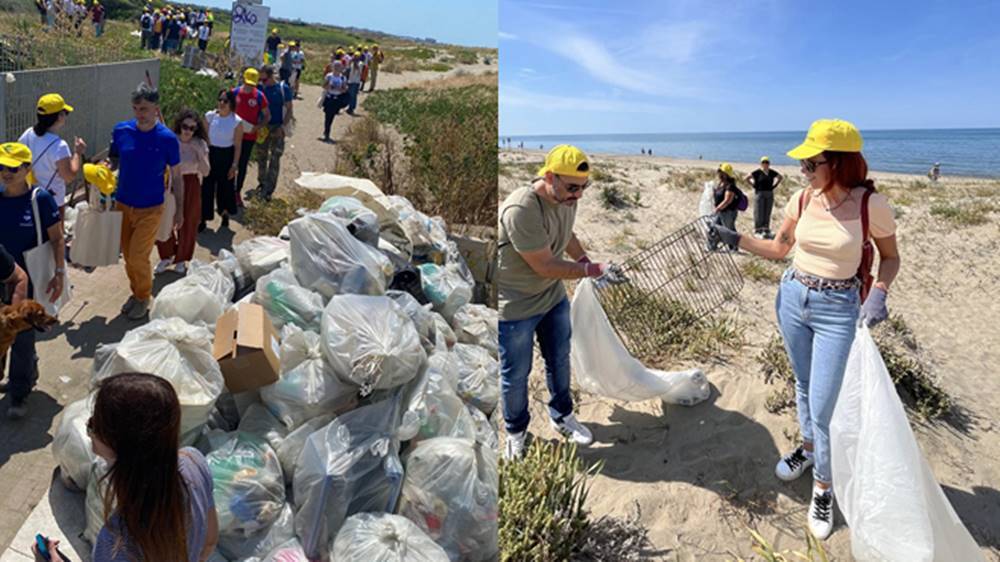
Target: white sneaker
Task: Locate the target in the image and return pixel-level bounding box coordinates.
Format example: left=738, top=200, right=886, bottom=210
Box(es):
left=808, top=486, right=835, bottom=540
left=550, top=413, right=593, bottom=446
left=154, top=259, right=173, bottom=274
left=775, top=446, right=814, bottom=481
left=505, top=431, right=527, bottom=461
left=173, top=262, right=187, bottom=275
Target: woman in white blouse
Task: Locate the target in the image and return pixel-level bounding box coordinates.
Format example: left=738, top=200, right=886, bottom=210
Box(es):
left=200, top=88, right=244, bottom=232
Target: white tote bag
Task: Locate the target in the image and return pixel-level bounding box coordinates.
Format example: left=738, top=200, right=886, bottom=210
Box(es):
left=24, top=188, right=72, bottom=316
left=71, top=190, right=122, bottom=267
left=831, top=327, right=985, bottom=562
left=156, top=190, right=176, bottom=242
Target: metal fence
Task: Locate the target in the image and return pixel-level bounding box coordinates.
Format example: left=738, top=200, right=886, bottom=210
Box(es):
left=0, top=58, right=160, bottom=160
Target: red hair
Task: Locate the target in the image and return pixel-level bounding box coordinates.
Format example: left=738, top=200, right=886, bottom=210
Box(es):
left=823, top=151, right=876, bottom=192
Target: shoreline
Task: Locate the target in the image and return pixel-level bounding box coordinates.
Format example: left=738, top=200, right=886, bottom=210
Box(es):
left=500, top=149, right=999, bottom=183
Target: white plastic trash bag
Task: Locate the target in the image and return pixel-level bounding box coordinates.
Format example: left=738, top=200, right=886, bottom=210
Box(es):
left=830, top=327, right=984, bottom=562
left=452, top=304, right=498, bottom=358
left=398, top=437, right=498, bottom=561
left=570, top=279, right=711, bottom=405
left=332, top=513, right=450, bottom=562
left=418, top=263, right=472, bottom=323
left=401, top=360, right=477, bottom=445
left=253, top=267, right=325, bottom=332
left=236, top=236, right=290, bottom=281
left=293, top=394, right=407, bottom=561
left=288, top=212, right=393, bottom=298
left=237, top=403, right=289, bottom=450
left=92, top=318, right=225, bottom=441
left=84, top=458, right=110, bottom=544
left=433, top=313, right=457, bottom=351
left=466, top=404, right=499, bottom=451
left=321, top=295, right=426, bottom=396
left=218, top=503, right=296, bottom=561
left=52, top=396, right=95, bottom=492
left=699, top=181, right=715, bottom=217
left=275, top=413, right=335, bottom=486
left=215, top=248, right=253, bottom=294
left=252, top=538, right=309, bottom=562
left=207, top=432, right=287, bottom=538
left=386, top=196, right=449, bottom=262
left=453, top=343, right=500, bottom=416
left=319, top=195, right=380, bottom=246
left=151, top=261, right=235, bottom=328
left=388, top=290, right=439, bottom=353
left=261, top=325, right=357, bottom=429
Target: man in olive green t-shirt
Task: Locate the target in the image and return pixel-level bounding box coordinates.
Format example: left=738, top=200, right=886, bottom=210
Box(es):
left=498, top=145, right=623, bottom=460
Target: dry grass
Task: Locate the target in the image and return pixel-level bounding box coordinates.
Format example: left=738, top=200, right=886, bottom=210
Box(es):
left=242, top=187, right=323, bottom=236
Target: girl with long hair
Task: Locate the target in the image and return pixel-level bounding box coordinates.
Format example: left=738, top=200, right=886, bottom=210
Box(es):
left=710, top=119, right=900, bottom=539
left=35, top=372, right=219, bottom=561
left=155, top=109, right=210, bottom=276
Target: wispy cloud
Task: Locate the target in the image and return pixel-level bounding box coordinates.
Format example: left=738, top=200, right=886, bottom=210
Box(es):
left=499, top=31, right=518, bottom=40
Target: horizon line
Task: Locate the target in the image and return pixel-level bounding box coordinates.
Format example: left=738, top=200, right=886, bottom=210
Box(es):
left=500, top=126, right=1000, bottom=138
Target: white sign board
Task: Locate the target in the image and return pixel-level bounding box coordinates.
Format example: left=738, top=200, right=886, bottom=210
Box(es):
left=230, top=1, right=269, bottom=66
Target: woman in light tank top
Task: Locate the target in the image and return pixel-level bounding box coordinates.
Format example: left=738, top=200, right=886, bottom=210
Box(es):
left=709, top=119, right=900, bottom=540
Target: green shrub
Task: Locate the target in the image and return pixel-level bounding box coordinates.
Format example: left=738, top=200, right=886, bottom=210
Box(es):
left=929, top=201, right=997, bottom=226
left=499, top=440, right=601, bottom=561
left=158, top=58, right=226, bottom=122
left=741, top=258, right=782, bottom=283
left=363, top=84, right=497, bottom=227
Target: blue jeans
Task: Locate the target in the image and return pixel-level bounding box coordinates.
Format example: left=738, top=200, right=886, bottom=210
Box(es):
left=499, top=297, right=574, bottom=434
left=347, top=83, right=360, bottom=112
left=775, top=269, right=860, bottom=484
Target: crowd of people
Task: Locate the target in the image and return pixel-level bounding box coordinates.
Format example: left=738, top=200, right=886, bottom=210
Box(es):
left=319, top=43, right=385, bottom=142
left=138, top=4, right=214, bottom=54
left=34, top=0, right=106, bottom=37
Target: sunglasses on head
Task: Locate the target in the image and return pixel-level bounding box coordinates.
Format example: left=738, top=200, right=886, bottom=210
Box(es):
left=801, top=159, right=829, bottom=173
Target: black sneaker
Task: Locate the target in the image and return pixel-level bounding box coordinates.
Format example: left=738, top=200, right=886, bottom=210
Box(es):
left=221, top=214, right=230, bottom=229
left=775, top=446, right=814, bottom=481
left=7, top=399, right=27, bottom=419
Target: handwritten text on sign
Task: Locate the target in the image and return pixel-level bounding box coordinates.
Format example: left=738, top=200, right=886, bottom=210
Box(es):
left=229, top=1, right=270, bottom=64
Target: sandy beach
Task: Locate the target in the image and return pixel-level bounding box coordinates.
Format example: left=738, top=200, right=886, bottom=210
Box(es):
left=498, top=149, right=1000, bottom=561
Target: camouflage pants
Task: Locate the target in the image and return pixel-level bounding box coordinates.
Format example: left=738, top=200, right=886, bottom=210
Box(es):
left=255, top=130, right=285, bottom=199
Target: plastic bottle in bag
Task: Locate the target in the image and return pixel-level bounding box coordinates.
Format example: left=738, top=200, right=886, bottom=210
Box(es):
left=288, top=212, right=392, bottom=298
left=253, top=267, right=325, bottom=332
left=418, top=263, right=472, bottom=323
left=452, top=343, right=500, bottom=416
left=207, top=432, right=287, bottom=537
left=451, top=304, right=498, bottom=358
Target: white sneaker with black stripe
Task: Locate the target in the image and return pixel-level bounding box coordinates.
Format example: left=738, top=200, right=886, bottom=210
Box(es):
left=808, top=486, right=835, bottom=540
left=504, top=430, right=527, bottom=461
left=550, top=413, right=593, bottom=446
left=775, top=446, right=814, bottom=481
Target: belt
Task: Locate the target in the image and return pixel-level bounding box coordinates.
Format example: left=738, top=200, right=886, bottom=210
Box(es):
left=791, top=268, right=860, bottom=291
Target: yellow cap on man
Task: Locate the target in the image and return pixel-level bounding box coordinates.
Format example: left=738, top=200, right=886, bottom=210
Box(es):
left=243, top=68, right=259, bottom=86
left=787, top=119, right=863, bottom=160
left=538, top=145, right=590, bottom=178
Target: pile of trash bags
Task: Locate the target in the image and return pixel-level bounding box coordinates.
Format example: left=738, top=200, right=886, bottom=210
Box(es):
left=54, top=186, right=498, bottom=561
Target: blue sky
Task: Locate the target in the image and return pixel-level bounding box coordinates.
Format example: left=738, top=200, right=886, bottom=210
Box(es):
left=195, top=0, right=496, bottom=47
left=500, top=0, right=1000, bottom=135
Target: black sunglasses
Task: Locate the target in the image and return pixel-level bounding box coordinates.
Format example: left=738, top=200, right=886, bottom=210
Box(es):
left=0, top=164, right=25, bottom=173
left=181, top=123, right=197, bottom=131
left=557, top=175, right=590, bottom=193
left=801, top=159, right=829, bottom=173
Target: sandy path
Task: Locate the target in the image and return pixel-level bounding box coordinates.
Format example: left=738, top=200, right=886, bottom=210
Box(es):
left=499, top=150, right=1000, bottom=561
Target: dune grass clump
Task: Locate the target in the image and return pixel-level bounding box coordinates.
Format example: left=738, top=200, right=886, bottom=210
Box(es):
left=737, top=526, right=829, bottom=562
left=929, top=200, right=998, bottom=227
left=741, top=258, right=782, bottom=283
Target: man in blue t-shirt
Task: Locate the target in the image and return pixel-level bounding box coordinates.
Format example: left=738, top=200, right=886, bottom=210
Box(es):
left=108, top=83, right=180, bottom=320
left=253, top=65, right=293, bottom=201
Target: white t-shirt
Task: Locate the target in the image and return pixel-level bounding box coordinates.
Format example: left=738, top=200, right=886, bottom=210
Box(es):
left=324, top=73, right=346, bottom=97
left=198, top=24, right=209, bottom=40
left=18, top=128, right=72, bottom=206
left=348, top=64, right=362, bottom=84
left=291, top=51, right=305, bottom=70
left=204, top=110, right=243, bottom=148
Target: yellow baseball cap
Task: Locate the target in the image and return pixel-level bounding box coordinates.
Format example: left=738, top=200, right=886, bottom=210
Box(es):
left=0, top=142, right=32, bottom=168
left=718, top=163, right=736, bottom=179
left=336, top=48, right=345, bottom=55
left=760, top=156, right=770, bottom=163
left=538, top=144, right=590, bottom=178
left=84, top=163, right=117, bottom=196
left=271, top=28, right=278, bottom=33
left=37, top=93, right=73, bottom=116
left=243, top=68, right=259, bottom=86
left=787, top=119, right=863, bottom=160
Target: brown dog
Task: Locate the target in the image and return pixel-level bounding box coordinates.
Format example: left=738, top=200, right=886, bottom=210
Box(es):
left=0, top=301, right=58, bottom=360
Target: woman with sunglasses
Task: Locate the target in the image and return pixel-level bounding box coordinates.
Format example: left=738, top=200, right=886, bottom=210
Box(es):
left=155, top=109, right=210, bottom=276
left=710, top=119, right=900, bottom=539
left=200, top=89, right=244, bottom=232
left=33, top=372, right=219, bottom=561
left=0, top=142, right=63, bottom=420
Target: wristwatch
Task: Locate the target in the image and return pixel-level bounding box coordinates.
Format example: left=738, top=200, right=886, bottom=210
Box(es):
left=54, top=267, right=65, bottom=274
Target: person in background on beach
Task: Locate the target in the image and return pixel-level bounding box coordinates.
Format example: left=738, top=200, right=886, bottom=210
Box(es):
left=745, top=156, right=783, bottom=239
left=265, top=27, right=281, bottom=63
left=709, top=119, right=900, bottom=540
left=290, top=42, right=306, bottom=99
left=252, top=65, right=293, bottom=201
left=321, top=61, right=349, bottom=143
left=649, top=148, right=653, bottom=156
left=368, top=44, right=385, bottom=92
left=201, top=89, right=243, bottom=232
left=33, top=372, right=219, bottom=562
left=498, top=145, right=625, bottom=460
left=154, top=109, right=209, bottom=276
left=232, top=68, right=270, bottom=208
left=91, top=1, right=105, bottom=38
left=928, top=162, right=941, bottom=182
left=708, top=163, right=741, bottom=252
left=346, top=52, right=363, bottom=115
left=108, top=83, right=181, bottom=321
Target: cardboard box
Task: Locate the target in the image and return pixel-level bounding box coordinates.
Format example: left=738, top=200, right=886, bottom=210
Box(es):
left=213, top=303, right=281, bottom=393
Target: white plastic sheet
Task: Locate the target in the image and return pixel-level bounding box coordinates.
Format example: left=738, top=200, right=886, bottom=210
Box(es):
left=293, top=394, right=406, bottom=561
left=830, top=327, right=984, bottom=562
left=236, top=236, right=290, bottom=281
left=52, top=396, right=95, bottom=492
left=207, top=432, right=287, bottom=537
left=288, top=212, right=393, bottom=298
left=569, top=279, right=711, bottom=405
left=320, top=295, right=426, bottom=396
left=261, top=325, right=357, bottom=429
left=452, top=343, right=500, bottom=416
left=253, top=267, right=325, bottom=332
left=451, top=304, right=498, bottom=358
left=398, top=437, right=498, bottom=561
left=331, top=513, right=450, bottom=562
left=92, top=318, right=225, bottom=440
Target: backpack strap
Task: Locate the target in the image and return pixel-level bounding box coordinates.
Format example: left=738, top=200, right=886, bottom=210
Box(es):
left=796, top=188, right=812, bottom=219
left=860, top=187, right=874, bottom=241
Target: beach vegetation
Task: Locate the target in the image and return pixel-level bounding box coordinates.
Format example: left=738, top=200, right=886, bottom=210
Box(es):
left=242, top=187, right=323, bottom=236
left=737, top=526, right=829, bottom=562
left=929, top=200, right=998, bottom=226
left=741, top=258, right=782, bottom=283
left=334, top=116, right=411, bottom=201
left=591, top=168, right=616, bottom=183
